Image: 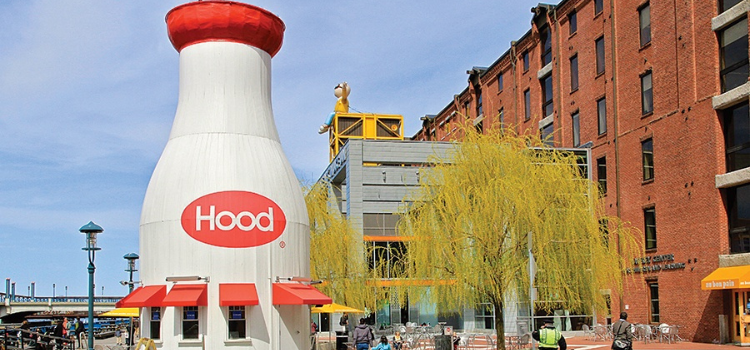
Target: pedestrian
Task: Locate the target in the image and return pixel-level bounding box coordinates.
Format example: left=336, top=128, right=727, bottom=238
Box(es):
left=75, top=318, right=84, bottom=349
left=532, top=319, right=566, bottom=350
left=372, top=335, right=392, bottom=350
left=62, top=318, right=68, bottom=339
left=352, top=318, right=374, bottom=350
left=611, top=312, right=634, bottom=350
left=339, top=314, right=349, bottom=333
left=124, top=328, right=129, bottom=346
left=19, top=319, right=31, bottom=348
left=115, top=328, right=122, bottom=346
left=392, top=331, right=403, bottom=350
left=67, top=320, right=75, bottom=348
left=53, top=320, right=64, bottom=350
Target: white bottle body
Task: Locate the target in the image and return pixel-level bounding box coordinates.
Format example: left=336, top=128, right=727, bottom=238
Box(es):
left=140, top=41, right=309, bottom=350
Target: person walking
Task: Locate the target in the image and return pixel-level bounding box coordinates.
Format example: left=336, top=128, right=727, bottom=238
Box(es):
left=532, top=319, right=567, bottom=350
left=352, top=318, right=374, bottom=350
left=611, top=312, right=634, bottom=350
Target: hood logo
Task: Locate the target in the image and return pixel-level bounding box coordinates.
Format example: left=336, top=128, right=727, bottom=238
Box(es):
left=181, top=191, right=286, bottom=248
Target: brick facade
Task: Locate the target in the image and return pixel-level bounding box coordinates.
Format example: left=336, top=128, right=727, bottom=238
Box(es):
left=412, top=0, right=744, bottom=343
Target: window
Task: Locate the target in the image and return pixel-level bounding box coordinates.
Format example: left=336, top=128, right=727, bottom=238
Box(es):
left=725, top=103, right=750, bottom=171
left=729, top=183, right=750, bottom=253
left=597, top=97, right=607, bottom=135
left=720, top=18, right=749, bottom=92
left=499, top=108, right=505, bottom=129
left=228, top=306, right=246, bottom=339
left=368, top=241, right=406, bottom=279
left=464, top=101, right=470, bottom=118
left=644, top=207, right=656, bottom=250
left=524, top=89, right=531, bottom=120
left=642, top=138, right=654, bottom=181
left=569, top=11, right=577, bottom=35
left=570, top=55, right=579, bottom=91
left=641, top=71, right=653, bottom=115
left=639, top=4, right=651, bottom=47
left=541, top=122, right=554, bottom=146
left=595, top=36, right=605, bottom=75
left=597, top=157, right=607, bottom=194
left=523, top=51, right=530, bottom=71
left=363, top=213, right=400, bottom=236
left=600, top=219, right=610, bottom=247
left=476, top=120, right=484, bottom=134
left=476, top=89, right=483, bottom=117
left=183, top=306, right=200, bottom=339
left=540, top=27, right=552, bottom=66
left=649, top=282, right=660, bottom=322
left=542, top=75, right=553, bottom=117
left=475, top=303, right=495, bottom=330
left=594, top=0, right=603, bottom=15
left=150, top=308, right=161, bottom=340
left=721, top=0, right=743, bottom=13
left=572, top=112, right=580, bottom=147
left=498, top=73, right=504, bottom=92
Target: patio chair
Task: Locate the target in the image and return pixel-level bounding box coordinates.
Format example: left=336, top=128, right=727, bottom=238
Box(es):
left=592, top=324, right=608, bottom=341
left=582, top=324, right=594, bottom=340
left=518, top=333, right=531, bottom=349
left=658, top=323, right=671, bottom=343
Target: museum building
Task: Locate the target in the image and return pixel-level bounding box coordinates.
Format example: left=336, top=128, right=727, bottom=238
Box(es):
left=408, top=0, right=749, bottom=344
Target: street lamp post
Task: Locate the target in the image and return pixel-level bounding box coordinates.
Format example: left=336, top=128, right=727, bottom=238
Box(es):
left=123, top=253, right=139, bottom=348
left=80, top=221, right=103, bottom=350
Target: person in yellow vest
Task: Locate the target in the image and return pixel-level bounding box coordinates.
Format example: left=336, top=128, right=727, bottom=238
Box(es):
left=319, top=82, right=350, bottom=134
left=532, top=319, right=567, bottom=350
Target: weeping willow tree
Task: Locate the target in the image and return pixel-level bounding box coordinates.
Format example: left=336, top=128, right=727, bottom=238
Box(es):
left=399, top=127, right=642, bottom=349
left=306, top=182, right=388, bottom=312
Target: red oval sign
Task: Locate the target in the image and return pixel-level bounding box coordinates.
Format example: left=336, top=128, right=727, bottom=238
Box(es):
left=181, top=191, right=287, bottom=248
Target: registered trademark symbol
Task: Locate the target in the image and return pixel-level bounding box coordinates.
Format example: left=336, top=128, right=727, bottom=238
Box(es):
left=279, top=241, right=286, bottom=248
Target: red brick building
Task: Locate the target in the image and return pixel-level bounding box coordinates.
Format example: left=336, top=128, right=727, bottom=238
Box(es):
left=412, top=0, right=750, bottom=344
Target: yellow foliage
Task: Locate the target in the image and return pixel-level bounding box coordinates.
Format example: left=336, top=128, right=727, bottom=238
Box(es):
left=305, top=182, right=386, bottom=312
left=398, top=126, right=642, bottom=324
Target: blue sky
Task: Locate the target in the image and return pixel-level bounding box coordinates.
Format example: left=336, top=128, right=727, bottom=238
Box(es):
left=0, top=0, right=552, bottom=297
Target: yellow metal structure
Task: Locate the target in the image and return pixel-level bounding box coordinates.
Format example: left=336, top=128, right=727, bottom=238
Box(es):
left=329, top=113, right=404, bottom=160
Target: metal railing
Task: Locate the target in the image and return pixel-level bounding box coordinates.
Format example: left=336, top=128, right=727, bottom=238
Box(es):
left=0, top=293, right=121, bottom=303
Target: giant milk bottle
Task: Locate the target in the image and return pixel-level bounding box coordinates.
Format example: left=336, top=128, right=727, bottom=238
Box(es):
left=139, top=2, right=313, bottom=349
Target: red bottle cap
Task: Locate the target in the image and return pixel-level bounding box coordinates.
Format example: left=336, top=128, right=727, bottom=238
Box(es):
left=166, top=1, right=285, bottom=56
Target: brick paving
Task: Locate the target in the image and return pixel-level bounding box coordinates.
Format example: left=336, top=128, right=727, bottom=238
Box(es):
left=566, top=336, right=734, bottom=350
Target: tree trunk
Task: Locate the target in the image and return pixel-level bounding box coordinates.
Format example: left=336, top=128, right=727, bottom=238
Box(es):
left=494, top=299, right=505, bottom=350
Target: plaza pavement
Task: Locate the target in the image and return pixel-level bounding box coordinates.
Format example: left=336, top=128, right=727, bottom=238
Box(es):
left=565, top=336, right=734, bottom=350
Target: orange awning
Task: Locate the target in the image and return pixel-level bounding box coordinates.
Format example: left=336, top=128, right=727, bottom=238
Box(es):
left=219, top=283, right=259, bottom=306
left=162, top=284, right=208, bottom=306
left=116, top=285, right=166, bottom=308
left=702, top=265, right=750, bottom=290
left=272, top=283, right=331, bottom=305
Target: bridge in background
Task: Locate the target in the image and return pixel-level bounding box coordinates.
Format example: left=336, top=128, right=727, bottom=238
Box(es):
left=1, top=293, right=122, bottom=322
